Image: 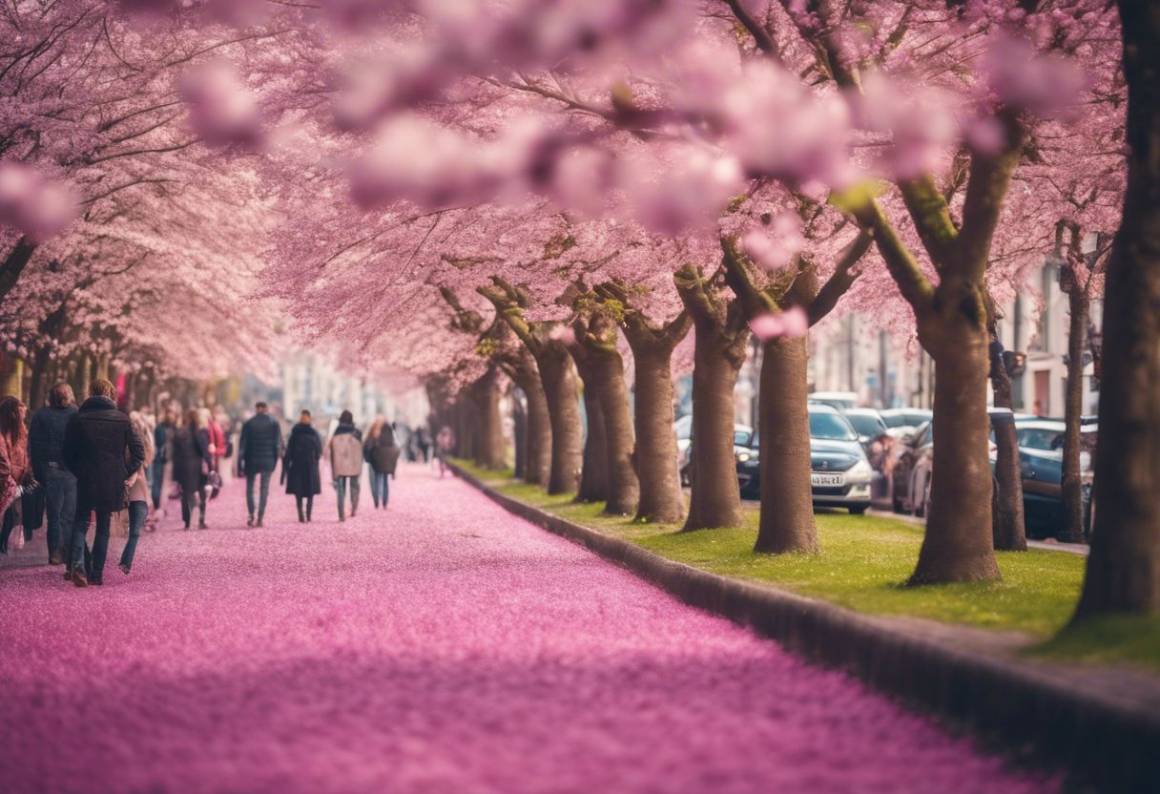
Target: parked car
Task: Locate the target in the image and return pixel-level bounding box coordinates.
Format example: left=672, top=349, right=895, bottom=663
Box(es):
left=879, top=408, right=933, bottom=439
left=681, top=423, right=752, bottom=486
left=808, top=391, right=858, bottom=411
left=842, top=408, right=888, bottom=449
left=735, top=405, right=873, bottom=514
left=1002, top=419, right=1097, bottom=540
left=891, top=420, right=934, bottom=515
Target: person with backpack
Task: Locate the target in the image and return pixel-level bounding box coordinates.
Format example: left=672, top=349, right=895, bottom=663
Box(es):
left=328, top=410, right=363, bottom=521
left=363, top=417, right=400, bottom=509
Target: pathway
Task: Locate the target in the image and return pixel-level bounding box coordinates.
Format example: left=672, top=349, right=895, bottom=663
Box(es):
left=0, top=464, right=1055, bottom=793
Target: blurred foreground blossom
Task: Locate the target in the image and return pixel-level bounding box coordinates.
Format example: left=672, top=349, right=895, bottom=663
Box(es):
left=179, top=61, right=264, bottom=149
left=749, top=307, right=808, bottom=341
left=742, top=214, right=806, bottom=272
left=0, top=161, right=77, bottom=241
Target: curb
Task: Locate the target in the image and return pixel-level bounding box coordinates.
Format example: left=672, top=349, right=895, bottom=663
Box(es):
left=452, top=463, right=1159, bottom=792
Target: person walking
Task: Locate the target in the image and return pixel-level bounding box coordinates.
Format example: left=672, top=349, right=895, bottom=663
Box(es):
left=119, top=412, right=154, bottom=575
left=61, top=380, right=145, bottom=587
left=28, top=383, right=77, bottom=564
left=238, top=401, right=282, bottom=528
left=0, top=396, right=34, bottom=555
left=328, top=410, right=362, bottom=521
left=434, top=425, right=455, bottom=478
left=283, top=409, right=322, bottom=523
left=363, top=417, right=400, bottom=509
left=171, top=409, right=212, bottom=530
left=151, top=409, right=176, bottom=511
left=415, top=425, right=431, bottom=463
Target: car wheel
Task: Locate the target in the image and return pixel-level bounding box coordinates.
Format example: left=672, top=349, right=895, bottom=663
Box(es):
left=849, top=505, right=868, bottom=516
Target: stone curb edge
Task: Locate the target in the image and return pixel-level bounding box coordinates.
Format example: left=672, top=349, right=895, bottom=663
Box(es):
left=451, top=463, right=1159, bottom=791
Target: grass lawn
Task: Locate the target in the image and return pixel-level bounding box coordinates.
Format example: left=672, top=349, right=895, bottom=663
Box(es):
left=456, top=460, right=1158, bottom=671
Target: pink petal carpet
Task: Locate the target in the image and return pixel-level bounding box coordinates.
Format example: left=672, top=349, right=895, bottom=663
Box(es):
left=0, top=463, right=1055, bottom=793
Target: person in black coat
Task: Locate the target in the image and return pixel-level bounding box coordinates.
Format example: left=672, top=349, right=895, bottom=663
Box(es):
left=61, top=379, right=145, bottom=587
left=151, top=409, right=176, bottom=510
left=282, top=409, right=322, bottom=523
left=238, top=401, right=283, bottom=528
left=29, top=383, right=78, bottom=565
left=170, top=408, right=212, bottom=530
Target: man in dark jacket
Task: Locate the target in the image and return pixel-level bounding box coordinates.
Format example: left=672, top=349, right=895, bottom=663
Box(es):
left=238, top=401, right=282, bottom=528
left=151, top=409, right=176, bottom=510
left=28, top=383, right=77, bottom=565
left=62, top=379, right=145, bottom=587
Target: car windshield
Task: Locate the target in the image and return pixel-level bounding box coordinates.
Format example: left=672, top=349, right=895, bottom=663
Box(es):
left=1018, top=426, right=1065, bottom=451
left=809, top=412, right=858, bottom=441
left=846, top=413, right=886, bottom=438
left=880, top=413, right=909, bottom=428
left=904, top=411, right=932, bottom=426
left=734, top=429, right=752, bottom=446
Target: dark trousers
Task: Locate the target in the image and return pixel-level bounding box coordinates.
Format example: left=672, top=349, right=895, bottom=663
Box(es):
left=295, top=495, right=314, bottom=521
left=245, top=469, right=273, bottom=519
left=121, top=501, right=147, bottom=571
left=44, top=466, right=77, bottom=559
left=151, top=460, right=165, bottom=509
left=370, top=470, right=389, bottom=508
left=71, top=504, right=112, bottom=579
left=181, top=486, right=206, bottom=527
left=335, top=476, right=359, bottom=519
left=0, top=506, right=16, bottom=553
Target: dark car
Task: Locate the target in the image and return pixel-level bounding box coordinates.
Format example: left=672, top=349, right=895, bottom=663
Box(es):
left=1003, top=419, right=1097, bottom=540
left=843, top=408, right=888, bottom=449
left=736, top=406, right=873, bottom=513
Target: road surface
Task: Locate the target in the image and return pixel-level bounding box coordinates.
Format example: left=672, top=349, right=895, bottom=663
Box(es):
left=0, top=464, right=1054, bottom=793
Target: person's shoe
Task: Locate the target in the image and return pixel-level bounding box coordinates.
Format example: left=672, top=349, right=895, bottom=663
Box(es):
left=246, top=515, right=254, bottom=527
left=49, top=551, right=63, bottom=565
left=70, top=569, right=88, bottom=588
left=198, top=520, right=208, bottom=530
left=184, top=523, right=191, bottom=530
left=64, top=569, right=73, bottom=581
left=89, top=575, right=103, bottom=586
left=119, top=562, right=131, bottom=575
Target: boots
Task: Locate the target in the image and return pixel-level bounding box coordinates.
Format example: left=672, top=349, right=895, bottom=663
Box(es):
left=197, top=506, right=207, bottom=530
left=297, top=501, right=305, bottom=523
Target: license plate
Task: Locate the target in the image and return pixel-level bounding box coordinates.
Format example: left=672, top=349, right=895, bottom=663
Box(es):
left=811, top=473, right=844, bottom=487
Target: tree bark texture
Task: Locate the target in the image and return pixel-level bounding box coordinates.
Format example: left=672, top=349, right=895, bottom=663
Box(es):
left=988, top=330, right=1027, bottom=551
left=754, top=335, right=818, bottom=553
left=469, top=366, right=507, bottom=470
left=1076, top=3, right=1160, bottom=618
left=1060, top=287, right=1089, bottom=543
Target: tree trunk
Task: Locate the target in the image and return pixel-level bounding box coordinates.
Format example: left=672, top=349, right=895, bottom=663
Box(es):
left=511, top=355, right=552, bottom=487
left=1059, top=289, right=1088, bottom=543
left=629, top=345, right=685, bottom=524
left=576, top=382, right=608, bottom=503
left=1075, top=2, right=1160, bottom=618
left=684, top=327, right=745, bottom=531
left=988, top=332, right=1027, bottom=551
left=0, top=237, right=37, bottom=302
left=754, top=335, right=818, bottom=553
left=470, top=366, right=506, bottom=469
left=536, top=345, right=583, bottom=495
left=911, top=324, right=1002, bottom=584
left=28, top=347, right=51, bottom=410
left=512, top=389, right=526, bottom=480
left=78, top=353, right=92, bottom=402
left=574, top=338, right=638, bottom=515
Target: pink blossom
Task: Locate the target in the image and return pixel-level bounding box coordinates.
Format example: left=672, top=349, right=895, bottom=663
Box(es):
left=742, top=214, right=805, bottom=272
left=982, top=33, right=1087, bottom=117
left=548, top=325, right=576, bottom=345
left=0, top=161, right=77, bottom=242
left=179, top=61, right=264, bottom=149
left=749, top=307, right=809, bottom=341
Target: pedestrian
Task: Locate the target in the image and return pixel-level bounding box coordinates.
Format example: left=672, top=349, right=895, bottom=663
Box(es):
left=171, top=409, right=211, bottom=530
left=238, top=401, right=282, bottom=528
left=415, top=425, right=431, bottom=463
left=61, top=380, right=145, bottom=587
left=363, top=417, right=400, bottom=509
left=119, top=411, right=154, bottom=575
left=434, top=425, right=454, bottom=478
left=0, top=396, right=35, bottom=555
left=283, top=409, right=322, bottom=523
left=151, top=408, right=176, bottom=511
left=28, top=383, right=77, bottom=564
left=328, top=409, right=363, bottom=521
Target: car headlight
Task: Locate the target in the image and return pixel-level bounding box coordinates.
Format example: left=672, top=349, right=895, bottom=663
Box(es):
left=848, top=459, right=873, bottom=480
left=736, top=451, right=751, bottom=463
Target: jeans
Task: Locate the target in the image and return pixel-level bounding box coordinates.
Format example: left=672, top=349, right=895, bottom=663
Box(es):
left=335, top=476, right=359, bottom=519
left=151, top=460, right=165, bottom=509
left=71, top=504, right=111, bottom=580
left=370, top=470, right=389, bottom=508
left=44, top=466, right=77, bottom=560
left=181, top=486, right=206, bottom=528
left=245, top=470, right=273, bottom=520
left=120, top=501, right=147, bottom=571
